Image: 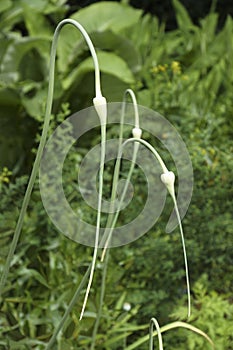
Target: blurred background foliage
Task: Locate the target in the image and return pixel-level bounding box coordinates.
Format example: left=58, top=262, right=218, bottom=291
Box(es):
left=0, top=0, right=232, bottom=349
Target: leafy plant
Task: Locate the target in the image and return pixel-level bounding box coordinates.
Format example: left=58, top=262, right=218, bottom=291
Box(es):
left=0, top=1, right=232, bottom=349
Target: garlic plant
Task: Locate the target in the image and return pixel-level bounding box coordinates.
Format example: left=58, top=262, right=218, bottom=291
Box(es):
left=0, top=17, right=215, bottom=350
left=109, top=135, right=191, bottom=319
left=0, top=19, right=107, bottom=305
left=45, top=88, right=142, bottom=349
left=92, top=89, right=142, bottom=349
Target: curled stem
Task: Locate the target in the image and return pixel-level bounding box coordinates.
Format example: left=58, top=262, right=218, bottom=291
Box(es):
left=119, top=137, right=191, bottom=318
left=101, top=89, right=141, bottom=259
left=102, top=89, right=139, bottom=231
left=125, top=321, right=214, bottom=350
left=92, top=90, right=140, bottom=348
left=149, top=318, right=163, bottom=350
left=0, top=18, right=104, bottom=312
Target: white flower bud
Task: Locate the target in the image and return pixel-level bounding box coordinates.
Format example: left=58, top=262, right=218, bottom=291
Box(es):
left=161, top=171, right=175, bottom=197
left=132, top=127, right=142, bottom=139
left=93, top=96, right=107, bottom=125
left=161, top=171, right=175, bottom=186
left=123, top=302, right=131, bottom=311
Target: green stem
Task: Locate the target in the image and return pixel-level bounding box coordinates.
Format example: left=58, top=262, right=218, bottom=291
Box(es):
left=0, top=19, right=103, bottom=298
left=1, top=22, right=55, bottom=298
left=149, top=318, right=163, bottom=350
left=103, top=89, right=137, bottom=231
left=90, top=248, right=110, bottom=350
left=119, top=138, right=191, bottom=318
left=173, top=198, right=191, bottom=318
left=123, top=138, right=168, bottom=174
left=123, top=89, right=140, bottom=128
left=90, top=142, right=139, bottom=348
left=45, top=98, right=107, bottom=346
left=79, top=122, right=106, bottom=320
left=101, top=89, right=140, bottom=256
left=125, top=321, right=214, bottom=350
left=101, top=143, right=139, bottom=259
left=92, top=90, right=140, bottom=348
left=46, top=91, right=142, bottom=347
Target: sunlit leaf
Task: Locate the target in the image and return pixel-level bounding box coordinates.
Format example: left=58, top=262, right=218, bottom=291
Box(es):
left=63, top=51, right=135, bottom=90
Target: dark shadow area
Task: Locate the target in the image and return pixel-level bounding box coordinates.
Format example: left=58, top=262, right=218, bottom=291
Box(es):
left=70, top=0, right=233, bottom=30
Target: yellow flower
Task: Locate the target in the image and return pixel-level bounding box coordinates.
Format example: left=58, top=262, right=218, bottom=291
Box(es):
left=158, top=64, right=167, bottom=72
left=151, top=64, right=168, bottom=74
left=171, top=61, right=181, bottom=74
left=0, top=167, right=12, bottom=184
left=151, top=66, right=159, bottom=74
left=182, top=74, right=189, bottom=81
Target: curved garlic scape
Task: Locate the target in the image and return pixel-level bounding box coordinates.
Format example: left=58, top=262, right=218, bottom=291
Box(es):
left=100, top=89, right=142, bottom=261
left=91, top=88, right=142, bottom=349
left=99, top=92, right=190, bottom=319
left=0, top=19, right=107, bottom=317
left=149, top=318, right=163, bottom=350
left=118, top=137, right=191, bottom=319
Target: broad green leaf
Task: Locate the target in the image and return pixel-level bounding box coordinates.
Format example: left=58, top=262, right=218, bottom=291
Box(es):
left=67, top=71, right=130, bottom=105
left=90, top=31, right=141, bottom=72
left=22, top=4, right=53, bottom=37
left=56, top=2, right=142, bottom=72
left=1, top=36, right=50, bottom=80
left=21, top=87, right=47, bottom=120
left=58, top=30, right=140, bottom=75
left=0, top=0, right=12, bottom=14
left=21, top=0, right=67, bottom=14
left=0, top=7, right=23, bottom=31
left=71, top=1, right=142, bottom=34
left=20, top=0, right=47, bottom=12
left=63, top=51, right=135, bottom=90
left=0, top=35, right=12, bottom=66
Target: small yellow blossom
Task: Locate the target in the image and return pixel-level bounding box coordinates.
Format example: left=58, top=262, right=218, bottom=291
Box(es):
left=151, top=66, right=159, bottom=74
left=171, top=61, right=181, bottom=74
left=182, top=75, right=189, bottom=81
left=151, top=64, right=168, bottom=74
left=158, top=64, right=167, bottom=72
left=0, top=167, right=12, bottom=184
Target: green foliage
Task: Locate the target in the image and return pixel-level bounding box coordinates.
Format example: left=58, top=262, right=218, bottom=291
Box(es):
left=0, top=0, right=232, bottom=349
left=171, top=275, right=233, bottom=349
left=0, top=0, right=140, bottom=170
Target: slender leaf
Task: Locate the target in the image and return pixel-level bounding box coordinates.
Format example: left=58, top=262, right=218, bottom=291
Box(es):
left=172, top=0, right=194, bottom=30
